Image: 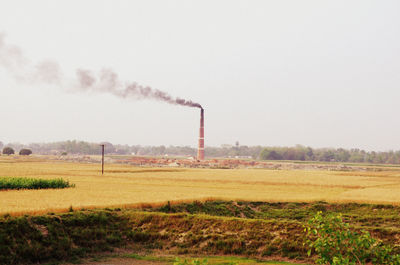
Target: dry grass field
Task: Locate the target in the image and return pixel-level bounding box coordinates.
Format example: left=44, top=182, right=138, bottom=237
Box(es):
left=1, top=155, right=400, bottom=215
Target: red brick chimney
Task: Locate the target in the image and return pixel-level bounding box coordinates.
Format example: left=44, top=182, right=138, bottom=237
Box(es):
left=197, top=108, right=204, bottom=160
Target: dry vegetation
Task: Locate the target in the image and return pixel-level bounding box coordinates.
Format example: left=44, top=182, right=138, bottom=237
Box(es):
left=3, top=200, right=400, bottom=264
left=1, top=155, right=400, bottom=215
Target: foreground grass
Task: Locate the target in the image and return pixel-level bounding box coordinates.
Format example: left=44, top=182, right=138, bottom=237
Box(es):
left=0, top=206, right=311, bottom=264
left=0, top=177, right=74, bottom=190
left=2, top=201, right=400, bottom=264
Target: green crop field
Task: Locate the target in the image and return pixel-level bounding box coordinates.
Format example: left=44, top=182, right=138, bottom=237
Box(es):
left=0, top=177, right=73, bottom=190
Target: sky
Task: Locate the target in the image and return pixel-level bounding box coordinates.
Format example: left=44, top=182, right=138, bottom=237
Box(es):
left=0, top=0, right=399, bottom=151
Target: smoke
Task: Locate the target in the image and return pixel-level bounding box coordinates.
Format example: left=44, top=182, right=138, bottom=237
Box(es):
left=0, top=34, right=62, bottom=84
left=75, top=68, right=202, bottom=108
left=0, top=33, right=27, bottom=81
left=34, top=61, right=62, bottom=84
left=0, top=33, right=202, bottom=109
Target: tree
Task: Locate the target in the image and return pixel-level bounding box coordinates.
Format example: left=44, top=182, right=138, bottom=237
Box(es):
left=0, top=141, right=3, bottom=150
left=260, top=149, right=282, bottom=160
left=306, top=147, right=314, bottom=160
left=320, top=150, right=335, bottom=162
left=100, top=142, right=115, bottom=154
left=19, top=149, right=32, bottom=156
left=335, top=148, right=351, bottom=162
left=3, top=147, right=15, bottom=155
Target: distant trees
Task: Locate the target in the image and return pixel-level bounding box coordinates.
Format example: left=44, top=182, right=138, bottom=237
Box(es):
left=259, top=146, right=400, bottom=164
left=19, top=149, right=32, bottom=156
left=205, top=145, right=262, bottom=159
left=260, top=149, right=282, bottom=160
left=2, top=147, right=15, bottom=155
left=2, top=139, right=400, bottom=165
left=260, top=145, right=312, bottom=161
left=0, top=141, right=3, bottom=151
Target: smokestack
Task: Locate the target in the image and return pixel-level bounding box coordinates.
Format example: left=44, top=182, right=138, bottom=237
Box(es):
left=197, top=108, right=205, bottom=160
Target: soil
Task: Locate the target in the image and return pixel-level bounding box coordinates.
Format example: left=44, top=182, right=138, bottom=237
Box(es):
left=63, top=257, right=166, bottom=265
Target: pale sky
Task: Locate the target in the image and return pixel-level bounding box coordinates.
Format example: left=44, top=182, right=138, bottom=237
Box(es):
left=0, top=0, right=399, bottom=151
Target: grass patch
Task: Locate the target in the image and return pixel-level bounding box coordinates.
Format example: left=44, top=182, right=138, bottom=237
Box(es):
left=123, top=253, right=175, bottom=262
left=203, top=256, right=307, bottom=264
left=0, top=177, right=75, bottom=190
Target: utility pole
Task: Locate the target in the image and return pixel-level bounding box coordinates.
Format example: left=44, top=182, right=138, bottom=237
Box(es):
left=100, top=144, right=105, bottom=175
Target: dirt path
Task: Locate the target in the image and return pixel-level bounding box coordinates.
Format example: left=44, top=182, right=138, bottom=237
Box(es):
left=64, top=257, right=166, bottom=265
left=62, top=256, right=303, bottom=265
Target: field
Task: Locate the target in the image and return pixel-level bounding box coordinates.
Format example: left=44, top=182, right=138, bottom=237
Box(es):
left=2, top=155, right=400, bottom=264
left=2, top=155, right=400, bottom=215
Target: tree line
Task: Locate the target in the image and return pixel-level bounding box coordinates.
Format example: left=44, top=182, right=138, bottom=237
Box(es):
left=259, top=145, right=400, bottom=164
left=1, top=140, right=400, bottom=164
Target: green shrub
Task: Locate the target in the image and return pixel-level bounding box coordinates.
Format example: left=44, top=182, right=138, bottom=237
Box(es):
left=305, top=211, right=400, bottom=264
left=0, top=177, right=75, bottom=190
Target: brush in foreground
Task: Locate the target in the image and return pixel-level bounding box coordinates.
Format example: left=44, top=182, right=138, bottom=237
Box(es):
left=0, top=177, right=75, bottom=190
left=305, top=211, right=400, bottom=264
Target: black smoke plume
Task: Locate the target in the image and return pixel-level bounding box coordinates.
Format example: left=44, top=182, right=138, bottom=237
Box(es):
left=76, top=69, right=202, bottom=108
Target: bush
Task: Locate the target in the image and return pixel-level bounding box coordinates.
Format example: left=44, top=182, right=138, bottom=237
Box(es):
left=305, top=211, right=400, bottom=264
left=19, top=149, right=32, bottom=156
left=2, top=147, right=14, bottom=155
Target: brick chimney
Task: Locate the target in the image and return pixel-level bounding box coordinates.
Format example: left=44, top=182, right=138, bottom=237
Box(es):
left=197, top=108, right=204, bottom=160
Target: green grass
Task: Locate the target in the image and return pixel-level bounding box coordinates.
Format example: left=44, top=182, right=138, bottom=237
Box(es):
left=123, top=253, right=175, bottom=262
left=203, top=256, right=306, bottom=264
left=0, top=177, right=75, bottom=190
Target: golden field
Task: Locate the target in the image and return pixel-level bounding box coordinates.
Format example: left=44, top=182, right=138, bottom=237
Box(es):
left=1, top=156, right=400, bottom=215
